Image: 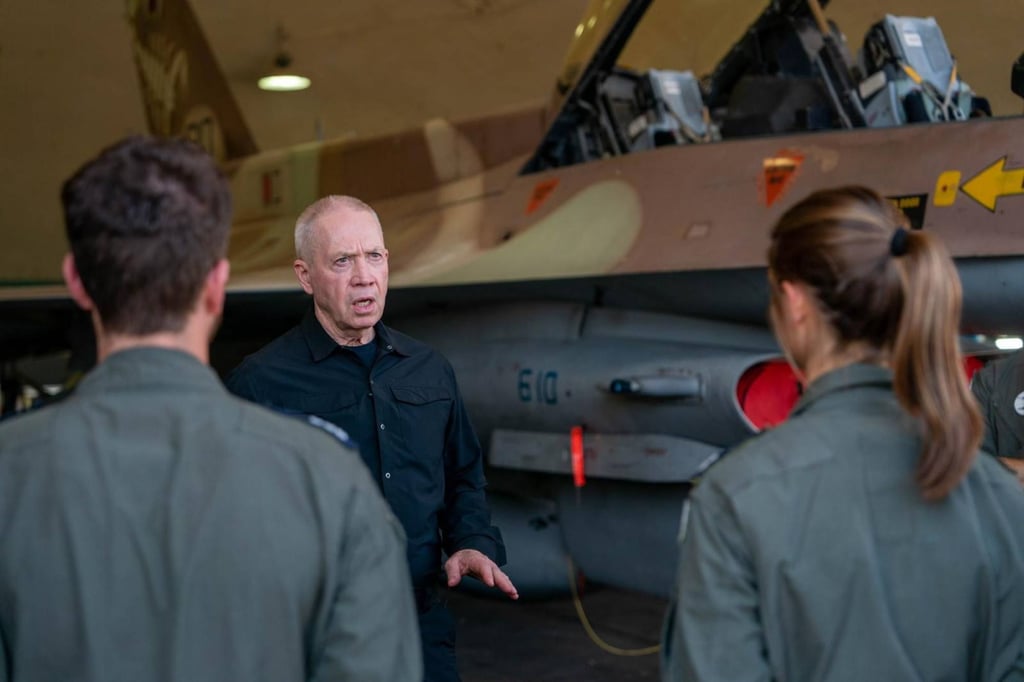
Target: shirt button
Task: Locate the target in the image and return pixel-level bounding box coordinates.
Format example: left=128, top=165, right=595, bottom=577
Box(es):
left=380, top=423, right=386, bottom=430
left=368, top=392, right=373, bottom=397
left=385, top=472, right=391, bottom=479
left=386, top=345, right=393, bottom=351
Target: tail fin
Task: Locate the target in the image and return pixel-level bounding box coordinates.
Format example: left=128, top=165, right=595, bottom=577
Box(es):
left=126, top=0, right=258, bottom=162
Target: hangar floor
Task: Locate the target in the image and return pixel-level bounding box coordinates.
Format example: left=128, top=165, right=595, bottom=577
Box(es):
left=453, top=584, right=667, bottom=681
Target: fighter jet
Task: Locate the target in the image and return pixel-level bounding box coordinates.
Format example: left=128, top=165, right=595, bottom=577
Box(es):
left=3, top=0, right=1024, bottom=596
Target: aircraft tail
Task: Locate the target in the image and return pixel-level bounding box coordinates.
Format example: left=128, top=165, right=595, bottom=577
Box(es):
left=126, top=0, right=259, bottom=161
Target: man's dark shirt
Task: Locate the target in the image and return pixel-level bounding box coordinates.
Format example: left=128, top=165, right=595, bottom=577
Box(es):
left=226, top=309, right=505, bottom=588
left=971, top=350, right=1024, bottom=459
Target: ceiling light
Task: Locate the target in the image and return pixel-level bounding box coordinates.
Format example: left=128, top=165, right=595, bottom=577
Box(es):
left=258, top=25, right=311, bottom=92
left=995, top=336, right=1023, bottom=351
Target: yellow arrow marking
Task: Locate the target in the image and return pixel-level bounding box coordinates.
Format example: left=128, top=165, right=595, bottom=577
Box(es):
left=933, top=170, right=961, bottom=207
left=961, top=157, right=1024, bottom=212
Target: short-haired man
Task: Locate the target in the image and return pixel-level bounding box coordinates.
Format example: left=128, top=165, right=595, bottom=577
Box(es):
left=227, top=195, right=517, bottom=682
left=0, top=138, right=420, bottom=682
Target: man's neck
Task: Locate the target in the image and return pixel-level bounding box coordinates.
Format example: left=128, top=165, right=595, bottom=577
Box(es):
left=93, top=308, right=211, bottom=365
left=315, top=308, right=376, bottom=347
left=97, top=333, right=208, bottom=364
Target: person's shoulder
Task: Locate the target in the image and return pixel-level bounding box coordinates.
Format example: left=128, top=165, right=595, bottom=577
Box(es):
left=696, top=415, right=834, bottom=502
left=385, top=324, right=455, bottom=368
left=974, top=352, right=1024, bottom=394
left=230, top=394, right=357, bottom=459
left=385, top=324, right=436, bottom=356
left=0, top=402, right=61, bottom=453
left=226, top=325, right=306, bottom=391
left=234, top=325, right=306, bottom=370
left=964, top=455, right=1024, bottom=541
left=969, top=451, right=1024, bottom=493
left=228, top=397, right=380, bottom=500
left=991, top=350, right=1024, bottom=371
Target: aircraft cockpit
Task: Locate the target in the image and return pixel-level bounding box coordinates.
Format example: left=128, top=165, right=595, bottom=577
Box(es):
left=524, top=0, right=1002, bottom=174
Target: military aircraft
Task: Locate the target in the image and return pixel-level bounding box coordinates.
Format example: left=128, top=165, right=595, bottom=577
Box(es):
left=3, top=0, right=1024, bottom=597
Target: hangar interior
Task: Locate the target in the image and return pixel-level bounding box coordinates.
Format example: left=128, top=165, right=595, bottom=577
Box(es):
left=1, top=0, right=1021, bottom=283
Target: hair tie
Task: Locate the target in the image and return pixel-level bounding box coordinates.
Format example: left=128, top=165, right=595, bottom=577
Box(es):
left=890, top=227, right=909, bottom=257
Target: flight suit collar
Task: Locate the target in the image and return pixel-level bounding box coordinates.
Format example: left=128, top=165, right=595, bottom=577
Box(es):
left=301, top=306, right=410, bottom=362
left=76, top=347, right=223, bottom=396
left=790, top=362, right=893, bottom=418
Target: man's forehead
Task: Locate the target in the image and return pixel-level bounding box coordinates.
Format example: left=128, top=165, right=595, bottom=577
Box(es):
left=314, top=206, right=384, bottom=245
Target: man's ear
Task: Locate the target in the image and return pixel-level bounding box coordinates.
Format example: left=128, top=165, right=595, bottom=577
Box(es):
left=294, top=259, right=314, bottom=294
left=202, top=259, right=230, bottom=316
left=62, top=253, right=95, bottom=312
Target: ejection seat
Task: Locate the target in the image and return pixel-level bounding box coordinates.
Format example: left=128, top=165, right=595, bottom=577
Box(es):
left=856, top=15, right=989, bottom=126
left=705, top=4, right=861, bottom=138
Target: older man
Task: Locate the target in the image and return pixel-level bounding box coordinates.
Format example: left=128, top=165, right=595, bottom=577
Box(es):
left=0, top=139, right=420, bottom=682
left=227, top=195, right=515, bottom=682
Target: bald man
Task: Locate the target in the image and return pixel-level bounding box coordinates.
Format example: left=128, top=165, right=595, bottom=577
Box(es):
left=227, top=195, right=515, bottom=682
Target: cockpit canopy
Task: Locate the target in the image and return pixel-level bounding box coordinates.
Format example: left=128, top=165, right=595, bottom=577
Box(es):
left=525, top=0, right=1001, bottom=174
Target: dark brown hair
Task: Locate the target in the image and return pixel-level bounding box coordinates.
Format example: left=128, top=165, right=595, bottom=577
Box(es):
left=768, top=186, right=981, bottom=500
left=61, top=136, right=232, bottom=335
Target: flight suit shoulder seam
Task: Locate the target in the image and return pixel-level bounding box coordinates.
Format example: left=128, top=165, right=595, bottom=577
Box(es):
left=701, top=420, right=835, bottom=499
left=231, top=399, right=359, bottom=467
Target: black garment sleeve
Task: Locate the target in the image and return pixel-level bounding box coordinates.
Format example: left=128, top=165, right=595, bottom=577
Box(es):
left=438, top=362, right=506, bottom=565
left=971, top=361, right=999, bottom=455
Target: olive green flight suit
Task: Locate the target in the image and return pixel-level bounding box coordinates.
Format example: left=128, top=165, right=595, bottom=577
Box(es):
left=663, top=364, right=1024, bottom=681
left=0, top=348, right=421, bottom=682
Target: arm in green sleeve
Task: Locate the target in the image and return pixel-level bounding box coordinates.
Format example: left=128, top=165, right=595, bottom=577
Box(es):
left=663, top=486, right=772, bottom=682
left=310, top=484, right=422, bottom=682
left=0, top=623, right=8, bottom=682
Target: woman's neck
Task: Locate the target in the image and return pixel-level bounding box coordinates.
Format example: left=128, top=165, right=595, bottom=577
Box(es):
left=802, top=341, right=883, bottom=386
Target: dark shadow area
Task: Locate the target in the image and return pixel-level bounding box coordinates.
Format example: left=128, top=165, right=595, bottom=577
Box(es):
left=452, top=584, right=666, bottom=681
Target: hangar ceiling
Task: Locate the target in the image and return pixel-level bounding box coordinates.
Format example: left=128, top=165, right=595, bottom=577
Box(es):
left=0, top=0, right=1020, bottom=282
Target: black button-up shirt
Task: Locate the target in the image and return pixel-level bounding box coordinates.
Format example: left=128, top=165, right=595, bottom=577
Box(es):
left=226, top=310, right=505, bottom=588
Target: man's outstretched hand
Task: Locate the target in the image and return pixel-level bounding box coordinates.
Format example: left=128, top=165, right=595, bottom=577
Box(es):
left=444, top=548, right=519, bottom=600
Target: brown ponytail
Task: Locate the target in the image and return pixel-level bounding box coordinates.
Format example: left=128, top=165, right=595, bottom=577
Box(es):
left=891, top=228, right=982, bottom=499
left=769, top=186, right=981, bottom=500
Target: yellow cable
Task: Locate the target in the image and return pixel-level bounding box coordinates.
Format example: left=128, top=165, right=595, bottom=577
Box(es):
left=805, top=0, right=831, bottom=37
left=566, top=557, right=661, bottom=657
left=900, top=62, right=924, bottom=85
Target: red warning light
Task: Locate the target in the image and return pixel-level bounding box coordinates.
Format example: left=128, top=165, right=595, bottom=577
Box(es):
left=570, top=425, right=585, bottom=488
left=962, top=355, right=984, bottom=382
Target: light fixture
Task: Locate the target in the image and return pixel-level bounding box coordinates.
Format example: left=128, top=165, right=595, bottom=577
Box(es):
left=995, top=336, right=1024, bottom=351
left=258, top=24, right=311, bottom=92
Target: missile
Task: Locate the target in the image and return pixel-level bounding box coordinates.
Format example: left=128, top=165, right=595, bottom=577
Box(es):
left=395, top=301, right=804, bottom=596
left=395, top=301, right=800, bottom=484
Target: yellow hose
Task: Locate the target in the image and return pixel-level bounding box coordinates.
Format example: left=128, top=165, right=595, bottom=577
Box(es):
left=566, top=557, right=661, bottom=657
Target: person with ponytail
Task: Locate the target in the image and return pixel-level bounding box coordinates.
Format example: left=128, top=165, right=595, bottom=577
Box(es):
left=662, top=186, right=1024, bottom=681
